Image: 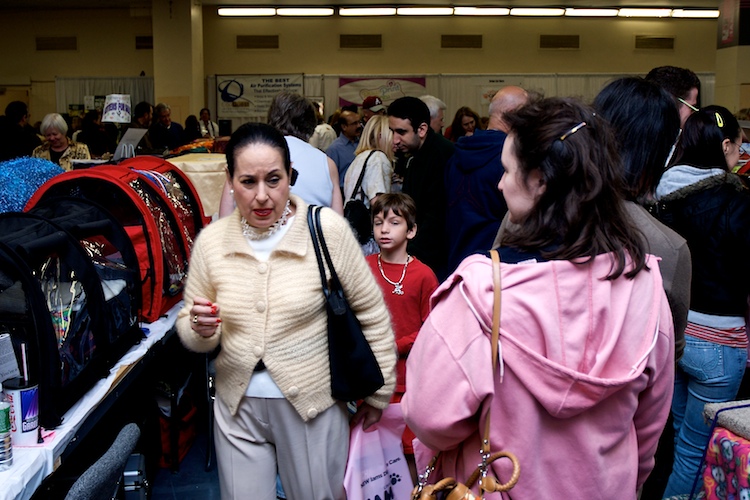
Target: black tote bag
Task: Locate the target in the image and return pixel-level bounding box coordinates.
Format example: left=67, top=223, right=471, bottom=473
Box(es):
left=307, top=205, right=385, bottom=401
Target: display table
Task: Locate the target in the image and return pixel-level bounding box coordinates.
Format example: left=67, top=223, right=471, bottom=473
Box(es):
left=167, top=153, right=227, bottom=219
left=0, top=302, right=181, bottom=500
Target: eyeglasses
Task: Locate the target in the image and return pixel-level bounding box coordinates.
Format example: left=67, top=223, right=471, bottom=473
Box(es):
left=677, top=97, right=699, bottom=113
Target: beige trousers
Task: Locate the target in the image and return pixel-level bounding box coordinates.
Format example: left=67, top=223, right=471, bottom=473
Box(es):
left=214, top=395, right=349, bottom=500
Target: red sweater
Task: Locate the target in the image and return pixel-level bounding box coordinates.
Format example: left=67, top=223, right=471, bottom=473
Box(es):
left=366, top=254, right=439, bottom=394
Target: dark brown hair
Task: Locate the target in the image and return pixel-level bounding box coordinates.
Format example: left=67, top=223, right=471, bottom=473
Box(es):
left=502, top=97, right=646, bottom=279
left=371, top=193, right=417, bottom=231
left=448, top=106, right=481, bottom=142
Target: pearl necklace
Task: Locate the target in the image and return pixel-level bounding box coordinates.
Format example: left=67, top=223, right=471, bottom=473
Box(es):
left=377, top=253, right=409, bottom=295
left=241, top=200, right=292, bottom=241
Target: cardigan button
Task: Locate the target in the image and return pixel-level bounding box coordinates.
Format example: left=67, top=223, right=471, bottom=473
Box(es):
left=307, top=408, right=318, bottom=419
left=256, top=301, right=266, bottom=312
left=253, top=346, right=263, bottom=357
left=258, top=263, right=268, bottom=274
left=288, top=386, right=299, bottom=397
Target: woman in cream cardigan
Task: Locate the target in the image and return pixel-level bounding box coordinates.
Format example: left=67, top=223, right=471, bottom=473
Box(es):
left=177, top=122, right=396, bottom=500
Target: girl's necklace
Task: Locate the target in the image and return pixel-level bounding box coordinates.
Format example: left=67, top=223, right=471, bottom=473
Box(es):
left=377, top=253, right=409, bottom=295
left=241, top=199, right=292, bottom=241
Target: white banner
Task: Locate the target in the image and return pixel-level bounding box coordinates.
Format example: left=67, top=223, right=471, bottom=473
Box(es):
left=216, top=74, right=304, bottom=120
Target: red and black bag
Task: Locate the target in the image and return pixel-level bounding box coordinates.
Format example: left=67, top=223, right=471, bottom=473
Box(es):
left=26, top=161, right=208, bottom=322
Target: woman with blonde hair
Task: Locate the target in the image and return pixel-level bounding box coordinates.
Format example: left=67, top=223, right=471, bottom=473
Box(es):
left=32, top=113, right=90, bottom=171
left=343, top=114, right=394, bottom=208
left=343, top=115, right=395, bottom=253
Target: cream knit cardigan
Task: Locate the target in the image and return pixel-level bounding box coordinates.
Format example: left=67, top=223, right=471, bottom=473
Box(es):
left=177, top=195, right=396, bottom=421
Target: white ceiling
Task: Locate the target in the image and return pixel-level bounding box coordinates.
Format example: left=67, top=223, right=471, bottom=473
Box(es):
left=0, top=0, right=722, bottom=9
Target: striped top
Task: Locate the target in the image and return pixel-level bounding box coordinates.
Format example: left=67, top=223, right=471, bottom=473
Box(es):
left=685, top=321, right=748, bottom=349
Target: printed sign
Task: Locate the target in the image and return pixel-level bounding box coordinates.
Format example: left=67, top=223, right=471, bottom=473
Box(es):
left=216, top=74, right=304, bottom=120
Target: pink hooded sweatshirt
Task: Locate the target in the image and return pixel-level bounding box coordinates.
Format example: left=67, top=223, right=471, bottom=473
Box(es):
left=403, top=253, right=674, bottom=499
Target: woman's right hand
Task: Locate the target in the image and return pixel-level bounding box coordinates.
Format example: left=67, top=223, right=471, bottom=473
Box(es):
left=190, top=297, right=221, bottom=338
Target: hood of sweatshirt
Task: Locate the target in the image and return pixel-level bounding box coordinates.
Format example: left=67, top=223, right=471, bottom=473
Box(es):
left=451, top=129, right=507, bottom=174
left=438, top=253, right=665, bottom=419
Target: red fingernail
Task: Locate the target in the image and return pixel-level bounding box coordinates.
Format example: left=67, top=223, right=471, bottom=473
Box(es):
left=207, top=301, right=213, bottom=306
left=211, top=306, right=218, bottom=314
left=216, top=318, right=222, bottom=324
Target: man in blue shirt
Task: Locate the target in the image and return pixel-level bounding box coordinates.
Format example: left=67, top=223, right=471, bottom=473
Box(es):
left=326, top=110, right=361, bottom=188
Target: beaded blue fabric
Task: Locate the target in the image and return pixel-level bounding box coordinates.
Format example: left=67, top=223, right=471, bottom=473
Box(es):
left=0, top=157, right=64, bottom=213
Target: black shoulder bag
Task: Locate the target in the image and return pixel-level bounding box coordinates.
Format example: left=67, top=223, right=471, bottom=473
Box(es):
left=344, top=150, right=376, bottom=244
left=308, top=205, right=385, bottom=401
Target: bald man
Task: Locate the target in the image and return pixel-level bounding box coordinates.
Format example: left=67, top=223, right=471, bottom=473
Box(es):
left=444, top=86, right=530, bottom=273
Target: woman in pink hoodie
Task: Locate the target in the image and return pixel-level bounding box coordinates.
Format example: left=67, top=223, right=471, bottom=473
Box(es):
left=403, top=97, right=675, bottom=499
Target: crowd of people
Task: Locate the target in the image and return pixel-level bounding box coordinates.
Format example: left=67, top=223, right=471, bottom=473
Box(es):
left=0, top=100, right=226, bottom=169
left=174, top=67, right=750, bottom=500
left=3, top=64, right=750, bottom=499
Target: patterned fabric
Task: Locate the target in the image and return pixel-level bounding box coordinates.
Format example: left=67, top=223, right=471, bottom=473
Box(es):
left=703, top=427, right=750, bottom=499
left=32, top=141, right=90, bottom=171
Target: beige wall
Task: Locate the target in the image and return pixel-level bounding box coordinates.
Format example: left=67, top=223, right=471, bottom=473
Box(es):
left=202, top=11, right=717, bottom=75
left=0, top=6, right=721, bottom=118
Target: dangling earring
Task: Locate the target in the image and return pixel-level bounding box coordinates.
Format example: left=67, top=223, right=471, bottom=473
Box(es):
left=230, top=189, right=234, bottom=195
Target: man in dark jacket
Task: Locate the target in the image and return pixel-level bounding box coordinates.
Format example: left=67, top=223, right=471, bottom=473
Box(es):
left=0, top=101, right=41, bottom=162
left=445, top=86, right=528, bottom=273
left=388, top=96, right=454, bottom=280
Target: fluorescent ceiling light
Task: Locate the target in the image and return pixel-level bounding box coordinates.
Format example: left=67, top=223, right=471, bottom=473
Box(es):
left=671, top=9, right=720, bottom=18
left=218, top=7, right=276, bottom=16
left=396, top=7, right=454, bottom=16
left=510, top=8, right=565, bottom=16
left=618, top=8, right=672, bottom=17
left=565, top=8, right=618, bottom=17
left=454, top=7, right=510, bottom=16
left=277, top=8, right=334, bottom=16
left=339, top=7, right=396, bottom=16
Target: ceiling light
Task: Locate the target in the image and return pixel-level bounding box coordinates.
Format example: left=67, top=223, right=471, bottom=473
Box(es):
left=565, top=8, right=618, bottom=17
left=510, top=8, right=565, bottom=16
left=277, top=8, right=334, bottom=16
left=339, top=7, right=396, bottom=16
left=671, top=9, right=720, bottom=18
left=396, top=7, right=454, bottom=16
left=618, top=8, right=672, bottom=17
left=218, top=7, right=276, bottom=16
left=454, top=7, right=510, bottom=16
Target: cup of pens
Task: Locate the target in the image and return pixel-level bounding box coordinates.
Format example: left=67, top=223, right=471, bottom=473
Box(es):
left=4, top=343, right=39, bottom=447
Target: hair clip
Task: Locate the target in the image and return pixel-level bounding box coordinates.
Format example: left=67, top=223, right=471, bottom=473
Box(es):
left=559, top=121, right=587, bottom=141
left=715, top=112, right=724, bottom=128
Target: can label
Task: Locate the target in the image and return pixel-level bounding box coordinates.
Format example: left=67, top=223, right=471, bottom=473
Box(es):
left=0, top=403, right=10, bottom=434
left=7, top=385, right=39, bottom=446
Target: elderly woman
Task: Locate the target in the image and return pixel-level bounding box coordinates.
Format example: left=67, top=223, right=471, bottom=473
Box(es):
left=404, top=98, right=674, bottom=499
left=176, top=122, right=396, bottom=500
left=32, top=113, right=90, bottom=171
left=656, top=106, right=750, bottom=497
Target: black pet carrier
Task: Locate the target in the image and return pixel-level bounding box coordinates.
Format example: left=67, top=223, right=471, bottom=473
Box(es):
left=28, top=196, right=143, bottom=364
left=0, top=212, right=121, bottom=428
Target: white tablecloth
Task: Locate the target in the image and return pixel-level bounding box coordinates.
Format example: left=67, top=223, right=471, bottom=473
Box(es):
left=0, top=302, right=181, bottom=500
left=167, top=153, right=227, bottom=219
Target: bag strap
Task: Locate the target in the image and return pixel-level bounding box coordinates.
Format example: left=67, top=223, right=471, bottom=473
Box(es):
left=478, top=249, right=502, bottom=496
left=307, top=205, right=330, bottom=297
left=352, top=150, right=376, bottom=202
left=307, top=204, right=347, bottom=304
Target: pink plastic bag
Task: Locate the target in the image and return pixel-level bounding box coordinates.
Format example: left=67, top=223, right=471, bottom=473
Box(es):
left=344, top=403, right=414, bottom=500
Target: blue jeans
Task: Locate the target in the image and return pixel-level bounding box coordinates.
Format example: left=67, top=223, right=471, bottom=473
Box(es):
left=663, top=335, right=747, bottom=496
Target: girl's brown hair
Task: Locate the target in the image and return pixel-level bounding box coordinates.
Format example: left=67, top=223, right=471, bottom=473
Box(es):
left=502, top=97, right=646, bottom=280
